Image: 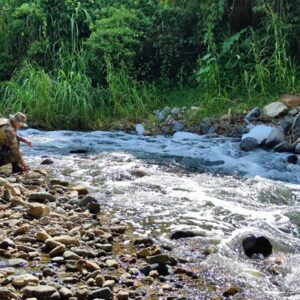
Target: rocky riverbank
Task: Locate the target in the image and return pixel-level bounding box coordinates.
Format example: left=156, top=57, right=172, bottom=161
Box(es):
left=1, top=167, right=233, bottom=300
left=137, top=95, right=300, bottom=157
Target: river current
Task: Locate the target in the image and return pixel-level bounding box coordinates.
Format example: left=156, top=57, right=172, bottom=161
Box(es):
left=20, top=129, right=300, bottom=299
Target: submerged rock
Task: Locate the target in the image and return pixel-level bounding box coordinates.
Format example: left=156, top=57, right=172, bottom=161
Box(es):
left=242, top=235, right=272, bottom=258
left=70, top=149, right=88, bottom=154
left=41, top=158, right=54, bottom=165
left=170, top=230, right=197, bottom=240
left=240, top=137, right=259, bottom=152
left=287, top=154, right=298, bottom=164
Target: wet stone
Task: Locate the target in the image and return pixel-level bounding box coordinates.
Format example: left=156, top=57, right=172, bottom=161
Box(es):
left=41, top=158, right=54, bottom=165
left=170, top=230, right=197, bottom=240
left=95, top=274, right=105, bottom=287
left=73, top=248, right=97, bottom=258
left=28, top=203, right=50, bottom=218
left=42, top=268, right=56, bottom=277
left=0, top=287, right=18, bottom=300
left=49, top=244, right=66, bottom=257
left=240, top=137, right=259, bottom=152
left=63, top=250, right=81, bottom=260
left=116, top=290, right=130, bottom=300
left=87, top=287, right=113, bottom=300
left=105, top=259, right=119, bottom=268
left=103, top=280, right=115, bottom=289
left=8, top=258, right=28, bottom=267
left=242, top=235, right=272, bottom=258
left=12, top=274, right=39, bottom=287
left=0, top=238, right=15, bottom=249
left=223, top=285, right=241, bottom=297
left=146, top=254, right=171, bottom=265
left=70, top=184, right=88, bottom=195
left=287, top=154, right=298, bottom=164
left=98, top=244, right=113, bottom=252
left=40, top=216, right=51, bottom=225
left=13, top=224, right=30, bottom=236
left=134, top=238, right=154, bottom=246
left=50, top=179, right=69, bottom=186
left=29, top=192, right=56, bottom=203
left=22, top=285, right=58, bottom=300
left=273, top=141, right=294, bottom=153
left=86, top=202, right=101, bottom=214
left=59, top=287, right=73, bottom=299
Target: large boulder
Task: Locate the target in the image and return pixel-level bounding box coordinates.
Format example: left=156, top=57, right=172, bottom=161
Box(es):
left=280, top=94, right=300, bottom=108
left=263, top=101, right=288, bottom=118
left=242, top=235, right=272, bottom=258
left=242, top=125, right=273, bottom=144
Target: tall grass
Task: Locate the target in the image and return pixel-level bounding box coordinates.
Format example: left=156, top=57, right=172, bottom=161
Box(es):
left=0, top=58, right=159, bottom=129
left=194, top=0, right=298, bottom=119
left=105, top=57, right=159, bottom=120
left=0, top=61, right=106, bottom=129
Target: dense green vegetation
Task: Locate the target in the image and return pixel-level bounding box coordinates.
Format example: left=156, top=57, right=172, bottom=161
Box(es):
left=0, top=0, right=299, bottom=129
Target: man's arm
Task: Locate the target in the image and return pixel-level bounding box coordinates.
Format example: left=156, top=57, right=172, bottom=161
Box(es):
left=17, top=135, right=32, bottom=148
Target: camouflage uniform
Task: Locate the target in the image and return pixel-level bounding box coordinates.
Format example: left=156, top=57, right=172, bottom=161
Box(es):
left=0, top=118, right=23, bottom=171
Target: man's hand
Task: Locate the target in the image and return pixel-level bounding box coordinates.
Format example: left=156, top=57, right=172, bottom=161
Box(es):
left=25, top=140, right=32, bottom=148
left=20, top=164, right=28, bottom=172
left=19, top=160, right=29, bottom=172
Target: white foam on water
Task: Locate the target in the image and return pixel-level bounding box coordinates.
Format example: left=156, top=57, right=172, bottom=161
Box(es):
left=242, top=124, right=273, bottom=143
left=21, top=129, right=300, bottom=182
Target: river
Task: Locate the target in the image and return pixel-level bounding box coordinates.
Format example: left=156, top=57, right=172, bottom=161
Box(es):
left=20, top=129, right=300, bottom=299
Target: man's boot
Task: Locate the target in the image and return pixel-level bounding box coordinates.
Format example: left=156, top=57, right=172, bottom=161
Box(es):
left=11, top=162, right=23, bottom=173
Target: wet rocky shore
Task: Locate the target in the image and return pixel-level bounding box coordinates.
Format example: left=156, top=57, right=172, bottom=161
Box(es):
left=0, top=167, right=238, bottom=300
left=140, top=95, right=300, bottom=157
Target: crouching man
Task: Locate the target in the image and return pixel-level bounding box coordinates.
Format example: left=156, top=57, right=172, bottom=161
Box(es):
left=0, top=112, right=32, bottom=173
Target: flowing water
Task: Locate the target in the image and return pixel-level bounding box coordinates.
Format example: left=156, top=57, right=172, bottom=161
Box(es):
left=21, top=129, right=300, bottom=299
